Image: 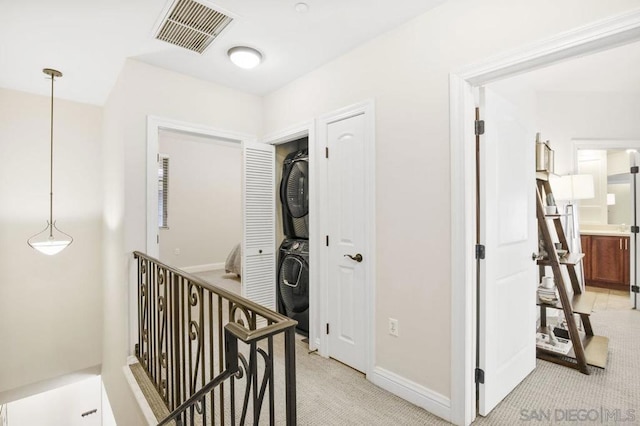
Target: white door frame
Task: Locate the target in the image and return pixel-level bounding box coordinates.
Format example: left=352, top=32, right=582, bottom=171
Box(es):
left=145, top=115, right=256, bottom=257
left=262, top=121, right=318, bottom=350
left=572, top=139, right=640, bottom=171
left=137, top=116, right=255, bottom=351
left=263, top=101, right=376, bottom=379
left=449, top=9, right=640, bottom=426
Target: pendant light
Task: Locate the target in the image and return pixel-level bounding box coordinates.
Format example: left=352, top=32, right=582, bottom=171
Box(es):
left=27, top=68, right=73, bottom=255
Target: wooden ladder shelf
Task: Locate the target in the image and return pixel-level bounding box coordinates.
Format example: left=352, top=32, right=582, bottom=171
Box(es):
left=536, top=177, right=609, bottom=374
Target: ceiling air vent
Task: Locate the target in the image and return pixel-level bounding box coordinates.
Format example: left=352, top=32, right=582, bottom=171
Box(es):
left=155, top=0, right=233, bottom=54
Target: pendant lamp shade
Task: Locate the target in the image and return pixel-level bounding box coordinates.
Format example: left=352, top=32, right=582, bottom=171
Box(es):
left=27, top=68, right=73, bottom=255
left=551, top=174, right=595, bottom=201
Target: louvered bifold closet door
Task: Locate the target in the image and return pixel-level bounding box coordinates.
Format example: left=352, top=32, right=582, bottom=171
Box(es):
left=242, top=142, right=276, bottom=311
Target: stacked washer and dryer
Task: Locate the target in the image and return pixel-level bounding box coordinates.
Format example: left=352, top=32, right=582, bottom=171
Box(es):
left=277, top=146, right=310, bottom=336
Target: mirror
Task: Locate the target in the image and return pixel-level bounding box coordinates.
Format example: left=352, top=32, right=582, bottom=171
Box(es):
left=607, top=172, right=631, bottom=226
left=577, top=149, right=634, bottom=227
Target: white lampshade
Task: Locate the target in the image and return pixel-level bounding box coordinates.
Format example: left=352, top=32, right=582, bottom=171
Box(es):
left=607, top=193, right=616, bottom=205
left=28, top=220, right=73, bottom=255
left=551, top=174, right=595, bottom=201
left=31, top=238, right=72, bottom=256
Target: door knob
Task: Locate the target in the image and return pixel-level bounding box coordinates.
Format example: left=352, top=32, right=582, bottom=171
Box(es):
left=531, top=252, right=539, bottom=261
left=344, top=253, right=363, bottom=262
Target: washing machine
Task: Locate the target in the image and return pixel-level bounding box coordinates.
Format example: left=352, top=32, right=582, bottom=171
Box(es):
left=280, top=149, right=309, bottom=239
left=277, top=238, right=309, bottom=335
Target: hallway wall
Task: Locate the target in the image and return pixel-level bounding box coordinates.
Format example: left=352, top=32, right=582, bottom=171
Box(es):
left=0, top=88, right=103, bottom=400
left=102, top=59, right=261, bottom=425
left=262, top=0, right=640, bottom=417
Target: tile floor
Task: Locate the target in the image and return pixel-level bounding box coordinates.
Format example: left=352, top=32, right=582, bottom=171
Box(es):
left=587, top=285, right=633, bottom=311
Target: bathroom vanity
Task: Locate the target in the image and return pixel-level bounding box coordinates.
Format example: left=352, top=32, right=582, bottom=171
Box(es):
left=580, top=230, right=630, bottom=291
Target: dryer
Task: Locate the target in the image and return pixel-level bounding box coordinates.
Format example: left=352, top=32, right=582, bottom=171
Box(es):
left=280, top=149, right=309, bottom=239
left=277, top=238, right=309, bottom=335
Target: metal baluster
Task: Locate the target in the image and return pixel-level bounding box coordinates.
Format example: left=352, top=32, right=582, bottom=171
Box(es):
left=173, top=272, right=182, bottom=409
left=167, top=270, right=173, bottom=411
left=137, top=257, right=142, bottom=361
left=161, top=267, right=168, bottom=401
left=268, top=334, right=275, bottom=425
left=181, top=276, right=187, bottom=406
left=252, top=342, right=259, bottom=424
left=208, top=291, right=215, bottom=425
left=284, top=327, right=297, bottom=425
left=151, top=263, right=156, bottom=384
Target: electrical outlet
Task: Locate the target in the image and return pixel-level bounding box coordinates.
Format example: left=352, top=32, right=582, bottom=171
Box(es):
left=389, top=318, right=399, bottom=337
left=174, top=248, right=181, bottom=255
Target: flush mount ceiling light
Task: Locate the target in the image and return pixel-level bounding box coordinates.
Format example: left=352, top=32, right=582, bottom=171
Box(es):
left=294, top=2, right=309, bottom=13
left=27, top=68, right=73, bottom=256
left=227, top=46, right=263, bottom=69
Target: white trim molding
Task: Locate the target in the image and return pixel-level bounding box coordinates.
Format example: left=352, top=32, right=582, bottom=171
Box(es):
left=456, top=8, right=640, bottom=86
left=146, top=115, right=256, bottom=258
left=371, top=367, right=451, bottom=423
left=262, top=120, right=314, bottom=146
left=449, top=8, right=640, bottom=426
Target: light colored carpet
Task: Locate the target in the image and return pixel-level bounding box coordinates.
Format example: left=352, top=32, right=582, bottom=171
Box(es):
left=134, top=271, right=638, bottom=425
left=195, top=270, right=242, bottom=295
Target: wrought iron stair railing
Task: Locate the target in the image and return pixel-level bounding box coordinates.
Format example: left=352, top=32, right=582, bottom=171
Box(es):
left=133, top=251, right=297, bottom=425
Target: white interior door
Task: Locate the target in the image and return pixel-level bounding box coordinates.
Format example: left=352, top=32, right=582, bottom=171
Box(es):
left=242, top=142, right=276, bottom=311
left=478, top=87, right=537, bottom=415
left=326, top=112, right=367, bottom=372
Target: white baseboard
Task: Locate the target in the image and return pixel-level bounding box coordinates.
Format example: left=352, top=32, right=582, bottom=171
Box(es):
left=181, top=262, right=225, bottom=273
left=370, top=367, right=451, bottom=423
left=123, top=357, right=157, bottom=426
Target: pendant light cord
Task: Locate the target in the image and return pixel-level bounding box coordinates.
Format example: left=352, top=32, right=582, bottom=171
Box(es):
left=48, top=72, right=55, bottom=237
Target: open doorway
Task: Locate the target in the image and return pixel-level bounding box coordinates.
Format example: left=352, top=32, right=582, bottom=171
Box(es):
left=450, top=11, right=640, bottom=425
left=157, top=130, right=242, bottom=271
left=157, top=129, right=243, bottom=293
left=573, top=145, right=640, bottom=310
left=473, top=38, right=640, bottom=415
left=486, top=38, right=640, bottom=319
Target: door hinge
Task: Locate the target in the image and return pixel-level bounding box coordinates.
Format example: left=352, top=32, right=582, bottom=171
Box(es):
left=135, top=343, right=140, bottom=357
left=475, top=120, right=485, bottom=136
left=475, top=244, right=485, bottom=260
left=632, top=285, right=640, bottom=294
left=631, top=166, right=639, bottom=174
left=631, top=226, right=639, bottom=234
left=326, top=235, right=329, bottom=246
left=157, top=235, right=159, bottom=244
left=325, top=147, right=329, bottom=158
left=157, top=153, right=159, bottom=162
left=326, top=323, right=330, bottom=334
left=475, top=368, right=485, bottom=384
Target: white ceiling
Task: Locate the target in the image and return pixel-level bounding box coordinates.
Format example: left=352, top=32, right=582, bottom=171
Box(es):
left=0, top=0, right=445, bottom=105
